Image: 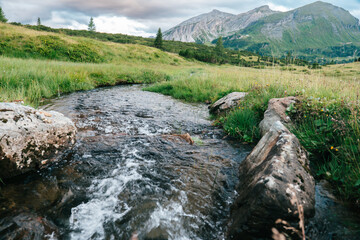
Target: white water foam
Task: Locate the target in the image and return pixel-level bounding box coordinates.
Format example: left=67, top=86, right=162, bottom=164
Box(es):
left=69, top=145, right=146, bottom=240
left=143, top=191, right=201, bottom=240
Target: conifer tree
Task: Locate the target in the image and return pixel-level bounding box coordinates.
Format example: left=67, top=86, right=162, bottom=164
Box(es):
left=154, top=28, right=163, bottom=49
left=215, top=36, right=224, bottom=56
left=88, top=17, right=96, bottom=32
left=37, top=17, right=41, bottom=26
left=0, top=7, right=7, bottom=23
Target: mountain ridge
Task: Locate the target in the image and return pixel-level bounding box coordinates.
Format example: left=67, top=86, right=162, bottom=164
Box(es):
left=163, top=5, right=277, bottom=43
left=164, top=1, right=360, bottom=61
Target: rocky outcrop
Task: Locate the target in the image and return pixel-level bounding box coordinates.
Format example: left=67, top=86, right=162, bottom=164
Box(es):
left=0, top=103, right=76, bottom=179
left=259, top=96, right=296, bottom=135
left=228, top=97, right=315, bottom=239
left=163, top=6, right=277, bottom=43
left=209, top=92, right=247, bottom=115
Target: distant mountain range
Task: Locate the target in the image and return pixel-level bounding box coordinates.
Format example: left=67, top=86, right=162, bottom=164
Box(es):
left=163, top=1, right=360, bottom=62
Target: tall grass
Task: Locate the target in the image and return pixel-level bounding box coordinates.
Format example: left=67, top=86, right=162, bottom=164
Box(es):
left=221, top=85, right=287, bottom=142
left=0, top=57, right=172, bottom=106
left=288, top=98, right=360, bottom=201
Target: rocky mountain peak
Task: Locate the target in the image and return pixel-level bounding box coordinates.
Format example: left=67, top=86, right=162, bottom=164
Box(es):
left=254, top=5, right=271, bottom=12
left=163, top=5, right=276, bottom=43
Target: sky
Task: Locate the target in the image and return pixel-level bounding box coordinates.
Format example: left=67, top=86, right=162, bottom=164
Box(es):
left=1, top=0, right=360, bottom=37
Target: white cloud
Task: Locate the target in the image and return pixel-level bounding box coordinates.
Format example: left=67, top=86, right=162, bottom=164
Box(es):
left=94, top=16, right=152, bottom=37
left=40, top=12, right=153, bottom=37
left=267, top=2, right=292, bottom=12
left=42, top=11, right=88, bottom=30
left=350, top=10, right=360, bottom=20
left=1, top=0, right=360, bottom=36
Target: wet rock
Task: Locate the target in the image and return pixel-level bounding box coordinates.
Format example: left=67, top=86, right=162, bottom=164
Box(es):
left=144, top=227, right=169, bottom=240
left=229, top=96, right=314, bottom=238
left=228, top=121, right=315, bottom=238
left=259, top=96, right=296, bottom=136
left=209, top=92, right=247, bottom=115
left=0, top=102, right=76, bottom=179
left=164, top=133, right=194, bottom=145
left=0, top=213, right=59, bottom=240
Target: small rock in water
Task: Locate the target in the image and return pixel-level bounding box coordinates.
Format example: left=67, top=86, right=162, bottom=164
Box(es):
left=145, top=227, right=169, bottom=240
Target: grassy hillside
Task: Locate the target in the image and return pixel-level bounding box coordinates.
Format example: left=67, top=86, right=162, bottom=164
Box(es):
left=18, top=23, right=268, bottom=66
left=0, top=22, right=184, bottom=64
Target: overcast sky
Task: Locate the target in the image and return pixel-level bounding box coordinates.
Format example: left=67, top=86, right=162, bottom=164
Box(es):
left=1, top=0, right=360, bottom=37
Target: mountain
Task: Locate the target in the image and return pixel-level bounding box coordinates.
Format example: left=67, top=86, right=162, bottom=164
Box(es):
left=224, top=1, right=360, bottom=57
left=164, top=1, right=360, bottom=62
left=163, top=6, right=277, bottom=43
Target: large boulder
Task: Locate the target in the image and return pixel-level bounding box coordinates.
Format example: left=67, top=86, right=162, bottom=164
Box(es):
left=0, top=103, right=76, bottom=179
left=228, top=122, right=315, bottom=238
left=259, top=96, right=296, bottom=136
left=209, top=92, right=247, bottom=115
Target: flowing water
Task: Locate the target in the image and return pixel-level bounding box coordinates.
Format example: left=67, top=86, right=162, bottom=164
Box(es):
left=0, top=85, right=359, bottom=240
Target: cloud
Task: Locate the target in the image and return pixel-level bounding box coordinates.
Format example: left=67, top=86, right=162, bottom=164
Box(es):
left=94, top=15, right=152, bottom=37
left=42, top=11, right=89, bottom=30
left=1, top=0, right=360, bottom=36
left=267, top=3, right=292, bottom=12
left=350, top=10, right=360, bottom=19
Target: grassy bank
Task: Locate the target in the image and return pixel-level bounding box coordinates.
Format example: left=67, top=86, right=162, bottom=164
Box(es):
left=289, top=98, right=360, bottom=201
left=146, top=63, right=360, bottom=203
left=0, top=57, right=181, bottom=106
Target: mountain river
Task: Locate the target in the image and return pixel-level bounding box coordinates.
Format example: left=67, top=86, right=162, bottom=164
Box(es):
left=0, top=85, right=359, bottom=239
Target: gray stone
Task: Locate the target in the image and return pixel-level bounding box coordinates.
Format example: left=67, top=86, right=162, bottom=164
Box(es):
left=209, top=92, right=247, bottom=115
left=0, top=102, right=76, bottom=178
left=228, top=121, right=315, bottom=238
left=259, top=96, right=296, bottom=136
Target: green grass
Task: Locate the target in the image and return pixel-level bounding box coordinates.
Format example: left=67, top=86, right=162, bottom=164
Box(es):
left=0, top=22, right=185, bottom=65
left=288, top=98, right=360, bottom=201
left=0, top=57, right=171, bottom=106
left=221, top=85, right=287, bottom=142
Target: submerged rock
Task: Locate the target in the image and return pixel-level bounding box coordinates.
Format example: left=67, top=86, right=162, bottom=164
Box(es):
left=228, top=96, right=315, bottom=239
left=0, top=102, right=76, bottom=179
left=209, top=92, right=247, bottom=115
left=0, top=213, right=59, bottom=239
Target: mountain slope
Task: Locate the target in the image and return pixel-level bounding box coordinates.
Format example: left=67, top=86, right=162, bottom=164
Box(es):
left=224, top=1, right=360, bottom=57
left=163, top=6, right=277, bottom=43
left=164, top=1, right=360, bottom=61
